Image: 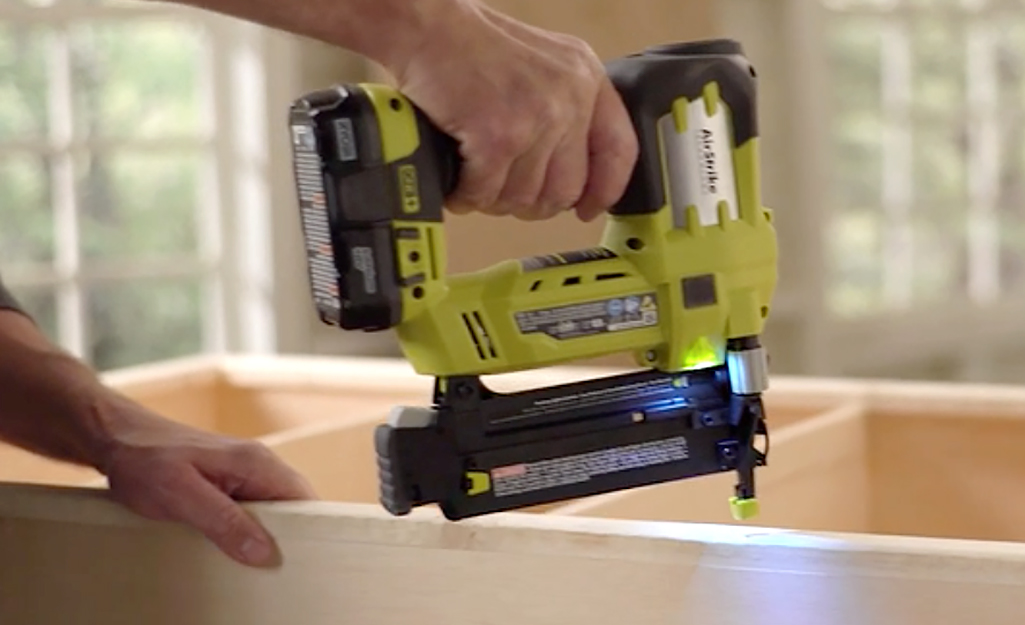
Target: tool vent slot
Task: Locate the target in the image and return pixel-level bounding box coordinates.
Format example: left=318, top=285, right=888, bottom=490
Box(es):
left=528, top=272, right=629, bottom=293
left=461, top=311, right=498, bottom=360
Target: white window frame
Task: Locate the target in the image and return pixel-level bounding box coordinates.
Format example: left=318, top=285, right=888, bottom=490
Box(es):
left=719, top=0, right=1025, bottom=382
left=0, top=0, right=290, bottom=364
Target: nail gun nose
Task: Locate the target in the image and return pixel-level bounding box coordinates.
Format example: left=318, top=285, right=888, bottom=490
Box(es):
left=726, top=336, right=769, bottom=396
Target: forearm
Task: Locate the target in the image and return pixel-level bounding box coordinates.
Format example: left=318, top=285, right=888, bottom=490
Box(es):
left=0, top=309, right=116, bottom=471
left=168, top=0, right=473, bottom=73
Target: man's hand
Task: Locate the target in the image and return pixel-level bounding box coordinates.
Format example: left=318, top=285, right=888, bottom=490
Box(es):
left=0, top=309, right=315, bottom=568
left=386, top=1, right=640, bottom=221
left=98, top=393, right=317, bottom=567
left=170, top=0, right=640, bottom=222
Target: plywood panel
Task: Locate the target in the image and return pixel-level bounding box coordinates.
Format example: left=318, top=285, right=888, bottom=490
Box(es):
left=867, top=411, right=1025, bottom=543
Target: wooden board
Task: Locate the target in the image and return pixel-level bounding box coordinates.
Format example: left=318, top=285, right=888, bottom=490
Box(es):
left=2, top=481, right=1025, bottom=624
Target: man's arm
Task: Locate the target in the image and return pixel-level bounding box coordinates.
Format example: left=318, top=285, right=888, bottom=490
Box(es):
left=0, top=296, right=115, bottom=470
left=0, top=273, right=315, bottom=567
left=171, top=0, right=448, bottom=78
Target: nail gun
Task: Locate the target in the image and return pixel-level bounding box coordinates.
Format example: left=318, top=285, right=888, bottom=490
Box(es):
left=287, top=38, right=778, bottom=521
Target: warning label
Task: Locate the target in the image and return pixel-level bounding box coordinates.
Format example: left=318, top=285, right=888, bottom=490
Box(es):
left=514, top=292, right=659, bottom=339
left=490, top=436, right=689, bottom=498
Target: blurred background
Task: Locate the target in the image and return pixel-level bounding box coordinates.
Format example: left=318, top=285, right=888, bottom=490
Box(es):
left=2, top=0, right=1025, bottom=384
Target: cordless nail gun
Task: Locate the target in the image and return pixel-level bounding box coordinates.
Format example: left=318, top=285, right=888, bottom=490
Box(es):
left=287, top=38, right=778, bottom=521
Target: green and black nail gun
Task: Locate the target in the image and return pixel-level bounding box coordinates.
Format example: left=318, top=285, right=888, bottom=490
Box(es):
left=287, top=38, right=778, bottom=521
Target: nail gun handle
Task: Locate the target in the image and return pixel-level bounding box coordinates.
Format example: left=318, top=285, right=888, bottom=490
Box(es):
left=607, top=38, right=759, bottom=218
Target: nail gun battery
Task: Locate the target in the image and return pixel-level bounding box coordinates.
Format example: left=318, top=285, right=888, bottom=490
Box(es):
left=374, top=365, right=767, bottom=520
left=288, top=83, right=459, bottom=334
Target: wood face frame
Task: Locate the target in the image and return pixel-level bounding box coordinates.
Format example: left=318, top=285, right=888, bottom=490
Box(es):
left=4, top=354, right=1025, bottom=622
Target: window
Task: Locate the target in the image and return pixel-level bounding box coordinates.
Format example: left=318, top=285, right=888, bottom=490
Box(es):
left=0, top=0, right=276, bottom=371
left=822, top=0, right=1025, bottom=317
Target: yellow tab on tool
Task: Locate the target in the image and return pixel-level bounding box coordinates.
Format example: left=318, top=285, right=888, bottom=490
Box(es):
left=729, top=496, right=759, bottom=520
left=465, top=471, right=491, bottom=496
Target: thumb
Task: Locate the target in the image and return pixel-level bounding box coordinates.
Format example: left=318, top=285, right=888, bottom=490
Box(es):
left=168, top=467, right=280, bottom=567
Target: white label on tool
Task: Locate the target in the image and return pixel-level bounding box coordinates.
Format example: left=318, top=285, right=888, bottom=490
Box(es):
left=490, top=436, right=690, bottom=498
left=514, top=292, right=658, bottom=340
left=351, top=246, right=377, bottom=294
left=659, top=99, right=739, bottom=228
left=333, top=118, right=358, bottom=161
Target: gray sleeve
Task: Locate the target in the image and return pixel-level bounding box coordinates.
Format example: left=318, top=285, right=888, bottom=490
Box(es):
left=0, top=272, right=24, bottom=313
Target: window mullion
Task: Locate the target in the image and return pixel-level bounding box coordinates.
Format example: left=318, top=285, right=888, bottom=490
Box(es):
left=965, top=15, right=1000, bottom=304
left=194, top=23, right=226, bottom=354
left=208, top=17, right=240, bottom=354
left=47, top=24, right=85, bottom=360
left=879, top=16, right=914, bottom=309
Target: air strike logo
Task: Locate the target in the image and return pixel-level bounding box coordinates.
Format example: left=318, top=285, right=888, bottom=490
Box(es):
left=698, top=128, right=718, bottom=194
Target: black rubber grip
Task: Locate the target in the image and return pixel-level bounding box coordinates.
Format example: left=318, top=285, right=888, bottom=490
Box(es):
left=374, top=424, right=412, bottom=516
left=605, top=38, right=757, bottom=217
left=416, top=112, right=462, bottom=198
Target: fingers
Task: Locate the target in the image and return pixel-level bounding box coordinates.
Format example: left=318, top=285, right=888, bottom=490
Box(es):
left=574, top=80, right=640, bottom=221
left=487, top=113, right=578, bottom=219
left=534, top=109, right=592, bottom=220
left=105, top=431, right=316, bottom=568
left=436, top=34, right=635, bottom=222
left=204, top=442, right=319, bottom=502
left=445, top=132, right=515, bottom=215
left=167, top=466, right=281, bottom=567
left=389, top=5, right=640, bottom=222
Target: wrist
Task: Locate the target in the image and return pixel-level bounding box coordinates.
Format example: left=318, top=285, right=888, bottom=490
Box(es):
left=71, top=384, right=132, bottom=476
left=328, top=0, right=482, bottom=77
left=36, top=352, right=123, bottom=473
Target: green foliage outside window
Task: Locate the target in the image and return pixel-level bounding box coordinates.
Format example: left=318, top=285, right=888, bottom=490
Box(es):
left=0, top=16, right=212, bottom=371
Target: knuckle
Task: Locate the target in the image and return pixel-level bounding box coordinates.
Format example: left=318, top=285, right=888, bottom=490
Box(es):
left=559, top=34, right=595, bottom=61
left=604, top=127, right=640, bottom=163
left=539, top=100, right=573, bottom=128
left=562, top=37, right=603, bottom=81
left=232, top=441, right=275, bottom=466
left=477, top=118, right=528, bottom=159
